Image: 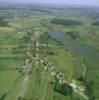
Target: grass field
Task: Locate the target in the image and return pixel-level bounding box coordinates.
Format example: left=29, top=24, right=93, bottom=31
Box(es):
left=0, top=6, right=99, bottom=100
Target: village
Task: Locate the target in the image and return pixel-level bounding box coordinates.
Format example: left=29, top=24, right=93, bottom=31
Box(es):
left=16, top=30, right=89, bottom=100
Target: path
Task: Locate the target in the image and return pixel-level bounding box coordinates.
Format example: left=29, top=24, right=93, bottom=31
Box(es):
left=16, top=75, right=30, bottom=100
left=41, top=81, right=48, bottom=100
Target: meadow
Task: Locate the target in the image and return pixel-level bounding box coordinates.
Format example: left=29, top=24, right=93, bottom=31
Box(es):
left=0, top=6, right=99, bottom=100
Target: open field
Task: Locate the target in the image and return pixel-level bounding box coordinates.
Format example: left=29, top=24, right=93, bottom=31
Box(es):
left=0, top=5, right=99, bottom=100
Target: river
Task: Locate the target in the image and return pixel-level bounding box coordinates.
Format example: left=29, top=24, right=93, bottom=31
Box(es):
left=48, top=32, right=99, bottom=68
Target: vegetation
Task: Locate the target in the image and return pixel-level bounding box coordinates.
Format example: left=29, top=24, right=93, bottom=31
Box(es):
left=51, top=18, right=82, bottom=26
left=92, top=21, right=99, bottom=26
left=54, top=83, right=73, bottom=96
left=0, top=5, right=99, bottom=100
left=66, top=31, right=80, bottom=39
left=0, top=16, right=8, bottom=26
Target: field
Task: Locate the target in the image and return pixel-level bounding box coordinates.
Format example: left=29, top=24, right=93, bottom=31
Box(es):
left=0, top=5, right=99, bottom=100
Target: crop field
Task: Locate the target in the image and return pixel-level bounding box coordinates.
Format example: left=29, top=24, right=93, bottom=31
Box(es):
left=0, top=5, right=99, bottom=100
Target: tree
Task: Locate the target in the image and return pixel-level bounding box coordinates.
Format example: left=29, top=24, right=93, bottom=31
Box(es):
left=54, top=83, right=73, bottom=96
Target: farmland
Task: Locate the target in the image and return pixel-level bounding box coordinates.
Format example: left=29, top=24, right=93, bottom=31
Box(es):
left=0, top=5, right=99, bottom=100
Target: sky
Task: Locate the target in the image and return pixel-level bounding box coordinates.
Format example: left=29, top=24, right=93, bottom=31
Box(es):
left=0, top=0, right=99, bottom=7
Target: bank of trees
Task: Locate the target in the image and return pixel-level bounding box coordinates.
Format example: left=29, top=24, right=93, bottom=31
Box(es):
left=0, top=16, right=8, bottom=26
left=54, top=82, right=73, bottom=96
left=92, top=21, right=99, bottom=26
left=66, top=31, right=80, bottom=39
left=51, top=19, right=82, bottom=26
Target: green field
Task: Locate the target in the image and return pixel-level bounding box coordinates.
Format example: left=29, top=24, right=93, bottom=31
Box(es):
left=0, top=6, right=99, bottom=100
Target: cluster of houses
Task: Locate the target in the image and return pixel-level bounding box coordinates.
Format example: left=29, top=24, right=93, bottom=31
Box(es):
left=18, top=31, right=88, bottom=99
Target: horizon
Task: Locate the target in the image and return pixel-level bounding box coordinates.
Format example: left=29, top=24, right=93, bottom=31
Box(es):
left=0, top=0, right=99, bottom=7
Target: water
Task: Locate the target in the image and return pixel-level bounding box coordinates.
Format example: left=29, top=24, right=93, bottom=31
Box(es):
left=48, top=32, right=99, bottom=68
